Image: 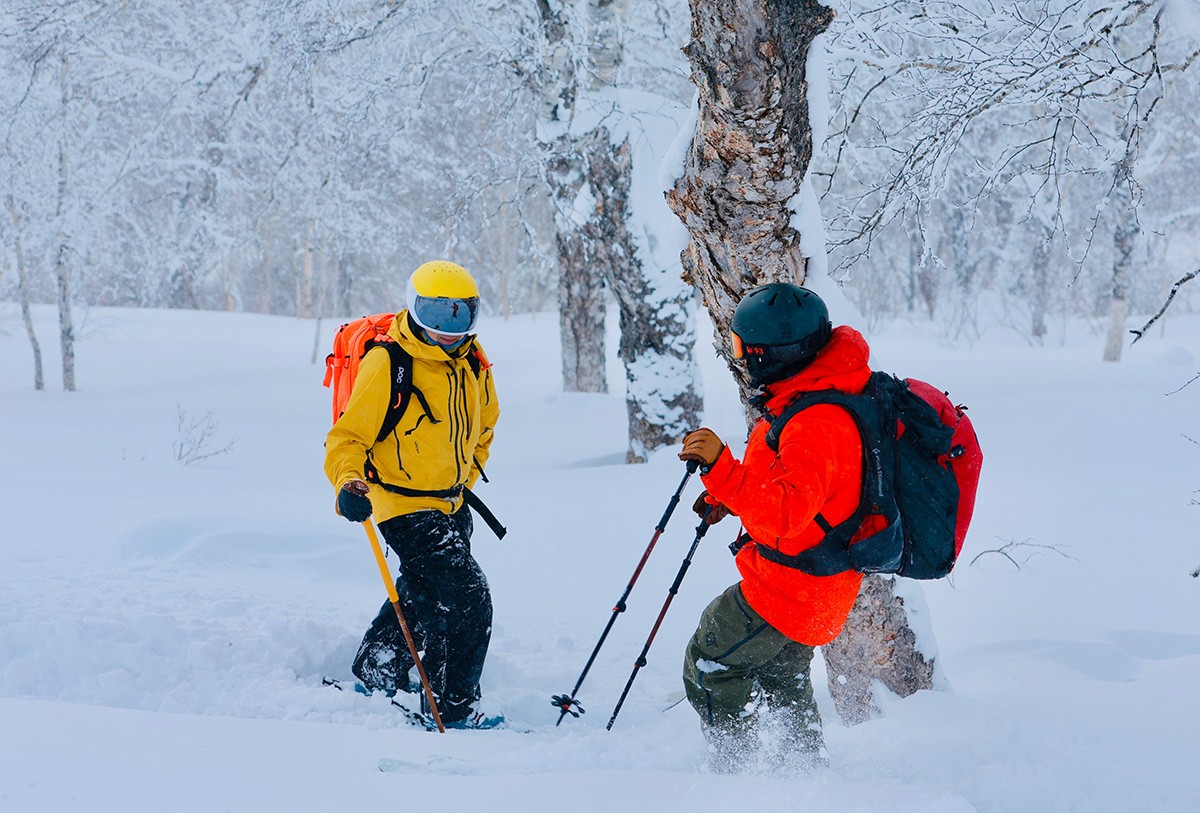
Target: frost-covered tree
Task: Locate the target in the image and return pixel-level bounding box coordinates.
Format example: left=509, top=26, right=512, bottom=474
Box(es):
left=528, top=0, right=700, bottom=458
left=4, top=196, right=44, bottom=390
left=818, top=0, right=1200, bottom=351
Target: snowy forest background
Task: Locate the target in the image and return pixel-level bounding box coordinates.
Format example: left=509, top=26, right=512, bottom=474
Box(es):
left=3, top=3, right=1200, bottom=810
left=5, top=0, right=1200, bottom=402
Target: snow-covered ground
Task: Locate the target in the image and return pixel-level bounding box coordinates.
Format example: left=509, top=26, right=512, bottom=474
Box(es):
left=1, top=301, right=1197, bottom=812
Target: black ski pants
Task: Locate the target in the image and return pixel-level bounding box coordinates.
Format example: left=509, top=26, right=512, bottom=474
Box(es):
left=352, top=506, right=492, bottom=724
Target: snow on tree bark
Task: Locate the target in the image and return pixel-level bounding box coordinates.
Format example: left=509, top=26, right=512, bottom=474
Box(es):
left=583, top=0, right=700, bottom=460
left=546, top=133, right=609, bottom=394
left=536, top=0, right=608, bottom=394
left=669, top=0, right=937, bottom=725
left=538, top=0, right=701, bottom=452
left=585, top=132, right=701, bottom=462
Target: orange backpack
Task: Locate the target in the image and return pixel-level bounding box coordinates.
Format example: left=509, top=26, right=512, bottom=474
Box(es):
left=322, top=313, right=414, bottom=441
left=323, top=313, right=507, bottom=539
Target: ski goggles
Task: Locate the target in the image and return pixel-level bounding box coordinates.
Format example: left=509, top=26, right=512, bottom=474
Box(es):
left=731, top=330, right=764, bottom=360
left=410, top=294, right=479, bottom=335
left=731, top=330, right=746, bottom=359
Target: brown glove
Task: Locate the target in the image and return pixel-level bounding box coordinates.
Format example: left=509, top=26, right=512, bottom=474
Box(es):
left=678, top=428, right=725, bottom=472
left=692, top=491, right=730, bottom=525
left=343, top=479, right=370, bottom=496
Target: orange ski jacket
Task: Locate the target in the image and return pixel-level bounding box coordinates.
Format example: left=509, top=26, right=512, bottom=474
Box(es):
left=701, top=326, right=872, bottom=645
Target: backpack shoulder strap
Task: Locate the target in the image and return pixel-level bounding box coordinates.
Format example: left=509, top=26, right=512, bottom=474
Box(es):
left=365, top=339, right=414, bottom=443
left=756, top=373, right=898, bottom=575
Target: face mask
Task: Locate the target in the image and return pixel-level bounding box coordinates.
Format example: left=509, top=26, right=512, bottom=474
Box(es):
left=420, top=328, right=469, bottom=352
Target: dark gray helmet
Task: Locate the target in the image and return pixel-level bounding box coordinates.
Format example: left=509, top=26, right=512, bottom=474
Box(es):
left=731, top=283, right=832, bottom=387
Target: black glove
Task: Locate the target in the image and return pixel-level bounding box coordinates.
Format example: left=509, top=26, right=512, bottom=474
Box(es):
left=337, top=481, right=372, bottom=522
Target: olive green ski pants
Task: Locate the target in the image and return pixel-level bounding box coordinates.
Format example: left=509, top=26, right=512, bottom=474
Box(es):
left=682, top=583, right=821, bottom=743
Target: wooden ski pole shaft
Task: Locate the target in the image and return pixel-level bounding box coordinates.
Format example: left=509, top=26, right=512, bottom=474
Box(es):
left=363, top=521, right=445, bottom=733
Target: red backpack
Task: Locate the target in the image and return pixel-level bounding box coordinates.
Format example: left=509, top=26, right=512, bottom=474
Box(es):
left=761, top=372, right=983, bottom=579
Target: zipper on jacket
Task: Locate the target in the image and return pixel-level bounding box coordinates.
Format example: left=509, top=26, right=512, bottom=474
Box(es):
left=445, top=368, right=464, bottom=484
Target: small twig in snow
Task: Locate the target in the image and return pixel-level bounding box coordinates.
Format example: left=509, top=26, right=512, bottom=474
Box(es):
left=173, top=405, right=237, bottom=465
left=969, top=537, right=1078, bottom=570
left=1165, top=375, right=1200, bottom=397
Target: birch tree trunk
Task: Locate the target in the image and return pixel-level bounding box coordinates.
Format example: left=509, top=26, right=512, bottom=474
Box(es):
left=667, top=0, right=831, bottom=405
left=547, top=135, right=609, bottom=393
left=537, top=0, right=608, bottom=394
left=55, top=51, right=76, bottom=393
left=822, top=575, right=937, bottom=724
left=587, top=132, right=703, bottom=462
left=585, top=0, right=700, bottom=462
left=6, top=198, right=44, bottom=391
left=669, top=0, right=937, bottom=725
left=1104, top=134, right=1139, bottom=362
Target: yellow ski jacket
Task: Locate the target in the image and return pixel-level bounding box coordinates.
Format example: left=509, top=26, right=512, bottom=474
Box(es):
left=324, top=311, right=500, bottom=523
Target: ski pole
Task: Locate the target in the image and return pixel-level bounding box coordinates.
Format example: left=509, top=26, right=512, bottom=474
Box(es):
left=552, top=460, right=699, bottom=725
left=363, top=520, right=445, bottom=733
left=606, top=508, right=713, bottom=731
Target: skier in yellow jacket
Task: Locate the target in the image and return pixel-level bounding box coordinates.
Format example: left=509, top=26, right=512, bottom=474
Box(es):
left=324, top=260, right=501, bottom=727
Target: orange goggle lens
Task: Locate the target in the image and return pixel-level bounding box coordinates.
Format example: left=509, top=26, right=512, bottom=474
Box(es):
left=731, top=331, right=745, bottom=359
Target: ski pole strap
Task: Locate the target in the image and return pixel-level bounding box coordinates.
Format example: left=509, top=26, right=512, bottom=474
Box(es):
left=462, top=487, right=507, bottom=540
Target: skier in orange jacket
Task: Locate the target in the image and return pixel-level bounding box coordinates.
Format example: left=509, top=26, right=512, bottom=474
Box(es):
left=679, top=282, right=872, bottom=769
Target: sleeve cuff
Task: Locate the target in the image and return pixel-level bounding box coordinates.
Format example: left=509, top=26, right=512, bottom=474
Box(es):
left=700, top=445, right=735, bottom=485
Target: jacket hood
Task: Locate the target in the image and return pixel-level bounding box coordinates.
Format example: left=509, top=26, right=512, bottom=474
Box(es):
left=390, top=310, right=476, bottom=361
left=761, top=325, right=871, bottom=414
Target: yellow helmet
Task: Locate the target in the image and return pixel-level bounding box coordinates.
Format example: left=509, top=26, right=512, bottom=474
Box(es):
left=406, top=260, right=480, bottom=335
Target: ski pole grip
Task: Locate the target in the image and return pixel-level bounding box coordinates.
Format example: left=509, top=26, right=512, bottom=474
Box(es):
left=685, top=459, right=699, bottom=474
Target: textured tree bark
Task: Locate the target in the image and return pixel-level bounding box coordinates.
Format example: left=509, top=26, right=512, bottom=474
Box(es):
left=667, top=0, right=834, bottom=405
left=822, top=575, right=936, bottom=724
left=546, top=131, right=609, bottom=393
left=671, top=0, right=937, bottom=725
left=581, top=0, right=700, bottom=460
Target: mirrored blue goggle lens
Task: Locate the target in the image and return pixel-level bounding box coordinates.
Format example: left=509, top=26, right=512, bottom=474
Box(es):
left=414, top=296, right=479, bottom=333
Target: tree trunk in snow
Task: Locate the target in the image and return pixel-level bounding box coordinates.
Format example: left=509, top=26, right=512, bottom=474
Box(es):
left=547, top=132, right=609, bottom=393
left=584, top=0, right=700, bottom=461
left=6, top=199, right=44, bottom=391
left=667, top=0, right=833, bottom=406
left=670, top=0, right=937, bottom=725
left=55, top=52, right=76, bottom=393
left=537, top=0, right=608, bottom=394
left=1104, top=158, right=1138, bottom=362
left=822, top=575, right=937, bottom=724
left=587, top=132, right=702, bottom=462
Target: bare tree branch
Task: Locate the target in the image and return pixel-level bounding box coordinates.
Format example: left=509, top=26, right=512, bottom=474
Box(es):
left=1130, top=268, right=1199, bottom=344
